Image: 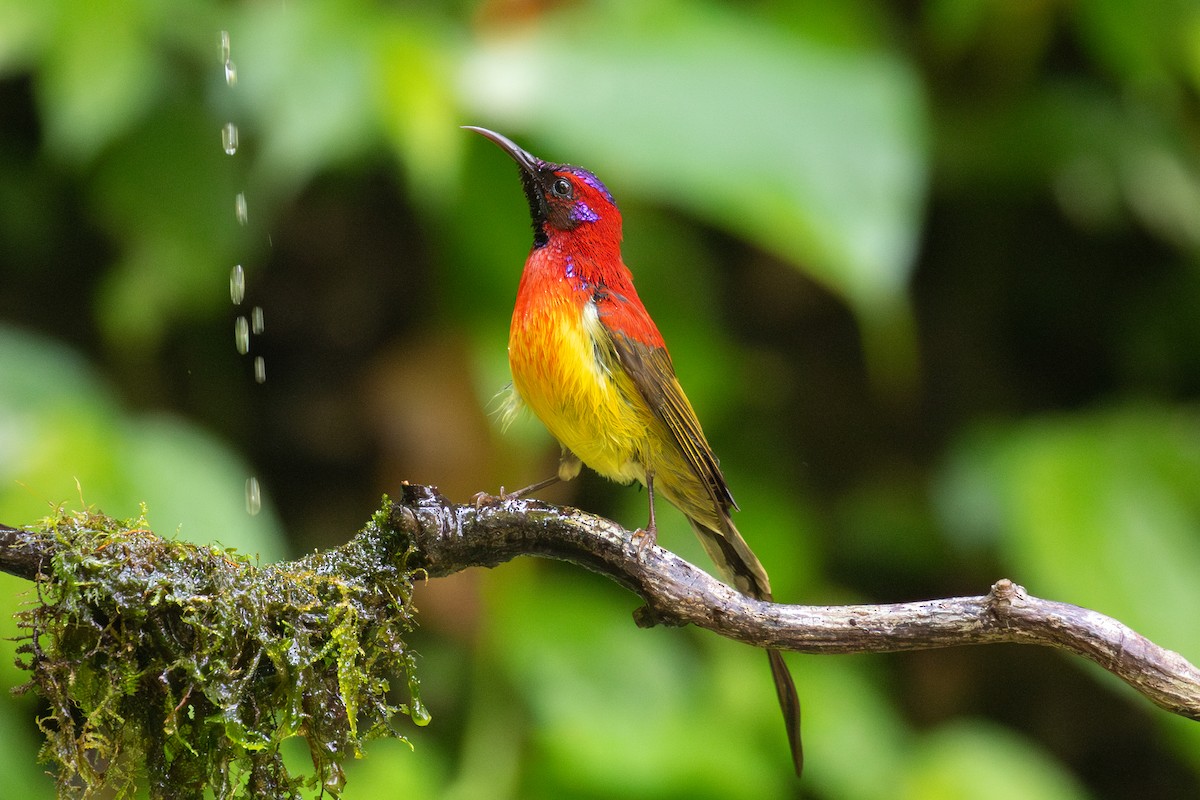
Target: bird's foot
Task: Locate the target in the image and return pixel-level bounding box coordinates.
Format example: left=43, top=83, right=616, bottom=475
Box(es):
left=472, top=487, right=511, bottom=510
left=475, top=474, right=561, bottom=510
left=632, top=525, right=658, bottom=558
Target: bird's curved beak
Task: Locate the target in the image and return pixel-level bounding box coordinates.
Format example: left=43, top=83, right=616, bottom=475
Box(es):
left=464, top=125, right=552, bottom=242
left=462, top=126, right=541, bottom=176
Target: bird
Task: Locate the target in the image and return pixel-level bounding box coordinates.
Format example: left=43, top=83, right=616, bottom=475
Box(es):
left=465, top=125, right=802, bottom=776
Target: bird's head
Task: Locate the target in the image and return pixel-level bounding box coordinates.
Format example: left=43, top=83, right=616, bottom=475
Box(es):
left=465, top=126, right=621, bottom=249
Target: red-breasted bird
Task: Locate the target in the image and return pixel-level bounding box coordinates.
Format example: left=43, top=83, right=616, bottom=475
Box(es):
left=466, top=125, right=802, bottom=776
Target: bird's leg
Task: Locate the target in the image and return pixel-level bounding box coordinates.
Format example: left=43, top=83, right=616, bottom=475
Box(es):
left=474, top=449, right=581, bottom=507
left=634, top=471, right=658, bottom=555
left=503, top=474, right=561, bottom=500
left=473, top=475, right=558, bottom=508
left=505, top=448, right=581, bottom=498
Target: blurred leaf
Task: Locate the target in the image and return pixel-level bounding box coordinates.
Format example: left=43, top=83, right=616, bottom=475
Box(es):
left=489, top=565, right=791, bottom=797
left=936, top=404, right=1200, bottom=769
left=0, top=0, right=52, bottom=74
left=800, top=656, right=910, bottom=800
left=921, top=0, right=995, bottom=63
left=376, top=19, right=464, bottom=206
left=1074, top=0, right=1200, bottom=95
left=940, top=405, right=1200, bottom=651
left=938, top=80, right=1200, bottom=250
left=0, top=324, right=285, bottom=557
left=235, top=0, right=380, bottom=196
left=89, top=102, right=244, bottom=350
left=459, top=0, right=928, bottom=339
left=37, top=0, right=167, bottom=162
left=124, top=414, right=283, bottom=556
left=922, top=0, right=1056, bottom=90
left=902, top=720, right=1090, bottom=800
left=342, top=737, right=444, bottom=800
left=0, top=325, right=124, bottom=516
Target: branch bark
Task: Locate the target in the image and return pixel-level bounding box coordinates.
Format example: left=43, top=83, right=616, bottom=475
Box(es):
left=4, top=484, right=1200, bottom=724
left=0, top=523, right=46, bottom=582
left=396, top=484, right=1200, bottom=722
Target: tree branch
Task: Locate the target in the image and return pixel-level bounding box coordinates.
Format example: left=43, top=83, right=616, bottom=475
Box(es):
left=0, top=522, right=46, bottom=582
left=398, top=484, right=1200, bottom=722
left=4, top=484, right=1200, bottom=726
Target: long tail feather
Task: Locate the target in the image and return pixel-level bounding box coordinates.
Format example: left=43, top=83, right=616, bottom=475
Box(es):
left=768, top=649, right=804, bottom=776
left=688, top=513, right=803, bottom=776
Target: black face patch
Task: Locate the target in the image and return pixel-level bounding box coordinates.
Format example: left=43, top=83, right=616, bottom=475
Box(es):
left=518, top=168, right=551, bottom=248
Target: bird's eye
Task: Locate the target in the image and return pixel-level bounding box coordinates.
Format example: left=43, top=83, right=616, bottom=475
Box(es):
left=551, top=177, right=572, bottom=198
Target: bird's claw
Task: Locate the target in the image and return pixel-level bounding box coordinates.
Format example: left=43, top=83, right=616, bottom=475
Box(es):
left=632, top=526, right=658, bottom=558
left=472, top=484, right=520, bottom=510
left=472, top=486, right=511, bottom=511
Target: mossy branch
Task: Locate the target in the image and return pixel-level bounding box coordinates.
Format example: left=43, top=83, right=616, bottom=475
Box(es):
left=2, top=482, right=1199, bottom=799
left=0, top=504, right=425, bottom=799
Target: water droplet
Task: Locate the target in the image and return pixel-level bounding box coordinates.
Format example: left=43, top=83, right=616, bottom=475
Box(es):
left=234, top=316, right=250, bottom=354
left=409, top=697, right=431, bottom=726
left=251, top=305, right=264, bottom=334
left=253, top=356, right=266, bottom=384
left=322, top=763, right=347, bottom=794
left=235, top=192, right=248, bottom=225
left=230, top=264, right=245, bottom=304
left=221, top=122, right=238, bottom=155
left=219, top=31, right=237, bottom=86
left=245, top=477, right=262, bottom=516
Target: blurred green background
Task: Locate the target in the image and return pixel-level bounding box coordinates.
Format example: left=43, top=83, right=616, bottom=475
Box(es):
left=2, top=0, right=1200, bottom=797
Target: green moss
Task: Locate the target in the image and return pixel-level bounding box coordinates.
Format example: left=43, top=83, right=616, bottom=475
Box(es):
left=12, top=497, right=423, bottom=799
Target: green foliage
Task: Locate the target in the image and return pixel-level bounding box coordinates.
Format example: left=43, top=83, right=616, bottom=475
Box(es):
left=900, top=720, right=1090, bottom=800
left=942, top=406, right=1200, bottom=642
left=939, top=405, right=1200, bottom=765
left=0, top=324, right=284, bottom=559
left=14, top=501, right=423, bottom=798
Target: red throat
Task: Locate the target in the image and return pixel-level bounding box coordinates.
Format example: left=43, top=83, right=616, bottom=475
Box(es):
left=514, top=237, right=666, bottom=350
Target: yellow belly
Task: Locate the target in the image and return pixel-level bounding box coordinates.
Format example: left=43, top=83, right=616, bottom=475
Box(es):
left=508, top=297, right=655, bottom=486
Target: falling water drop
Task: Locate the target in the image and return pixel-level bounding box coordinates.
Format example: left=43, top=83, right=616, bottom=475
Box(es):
left=221, top=122, right=239, bottom=155
left=235, top=192, right=248, bottom=225
left=230, top=264, right=245, bottom=304
left=251, top=305, right=264, bottom=334
left=234, top=315, right=250, bottom=354
left=219, top=31, right=237, bottom=86
left=221, top=29, right=260, bottom=520
left=245, top=477, right=262, bottom=516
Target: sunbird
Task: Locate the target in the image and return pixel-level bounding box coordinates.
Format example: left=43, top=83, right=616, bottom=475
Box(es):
left=467, top=126, right=802, bottom=776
